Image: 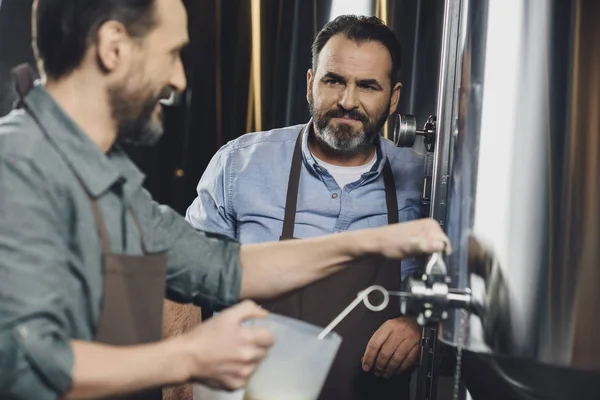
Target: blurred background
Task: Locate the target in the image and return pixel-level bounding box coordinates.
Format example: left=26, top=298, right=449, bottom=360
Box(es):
left=0, top=0, right=444, bottom=215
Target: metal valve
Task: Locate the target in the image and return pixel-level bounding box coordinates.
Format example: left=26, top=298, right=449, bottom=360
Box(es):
left=400, top=253, right=479, bottom=325
left=394, top=114, right=438, bottom=152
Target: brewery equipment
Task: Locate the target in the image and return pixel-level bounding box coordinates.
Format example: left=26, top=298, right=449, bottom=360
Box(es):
left=395, top=0, right=600, bottom=398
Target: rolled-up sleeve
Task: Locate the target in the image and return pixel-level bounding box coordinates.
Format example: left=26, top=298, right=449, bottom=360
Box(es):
left=0, top=156, right=74, bottom=399
left=137, top=188, right=242, bottom=311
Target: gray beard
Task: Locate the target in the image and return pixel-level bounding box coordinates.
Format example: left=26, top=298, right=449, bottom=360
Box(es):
left=316, top=123, right=376, bottom=156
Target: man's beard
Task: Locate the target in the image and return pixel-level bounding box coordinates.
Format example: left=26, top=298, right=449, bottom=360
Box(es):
left=109, top=83, right=172, bottom=147
left=309, top=93, right=390, bottom=157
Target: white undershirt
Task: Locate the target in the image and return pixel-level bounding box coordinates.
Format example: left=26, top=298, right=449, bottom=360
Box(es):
left=312, top=153, right=377, bottom=188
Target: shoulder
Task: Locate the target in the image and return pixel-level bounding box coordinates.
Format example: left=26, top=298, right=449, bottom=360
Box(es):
left=0, top=110, right=74, bottom=212
left=0, top=109, right=58, bottom=170
left=380, top=137, right=425, bottom=167
left=380, top=137, right=427, bottom=186
left=381, top=138, right=427, bottom=173
left=217, top=124, right=305, bottom=167
left=226, top=123, right=304, bottom=151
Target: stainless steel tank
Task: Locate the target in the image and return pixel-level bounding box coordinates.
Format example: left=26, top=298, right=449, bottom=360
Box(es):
left=435, top=0, right=600, bottom=398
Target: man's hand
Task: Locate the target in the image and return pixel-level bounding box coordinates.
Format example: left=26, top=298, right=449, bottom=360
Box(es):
left=361, top=317, right=421, bottom=379
left=180, top=300, right=274, bottom=391
left=370, top=218, right=452, bottom=260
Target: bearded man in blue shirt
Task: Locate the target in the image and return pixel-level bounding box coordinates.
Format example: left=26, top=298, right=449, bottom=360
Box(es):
left=185, top=15, right=426, bottom=400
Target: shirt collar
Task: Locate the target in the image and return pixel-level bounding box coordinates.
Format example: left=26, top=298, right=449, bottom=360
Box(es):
left=301, top=119, right=388, bottom=178
left=23, top=82, right=145, bottom=198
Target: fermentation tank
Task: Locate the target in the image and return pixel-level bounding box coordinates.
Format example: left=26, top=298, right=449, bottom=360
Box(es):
left=424, top=0, right=600, bottom=398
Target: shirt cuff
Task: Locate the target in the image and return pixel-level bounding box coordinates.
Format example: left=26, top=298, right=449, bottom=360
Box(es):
left=201, top=232, right=243, bottom=310
left=11, top=320, right=74, bottom=397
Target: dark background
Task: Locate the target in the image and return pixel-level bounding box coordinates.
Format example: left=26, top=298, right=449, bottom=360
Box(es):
left=0, top=0, right=444, bottom=216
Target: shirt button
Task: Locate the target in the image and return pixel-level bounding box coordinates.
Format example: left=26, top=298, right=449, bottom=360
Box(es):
left=332, top=193, right=339, bottom=199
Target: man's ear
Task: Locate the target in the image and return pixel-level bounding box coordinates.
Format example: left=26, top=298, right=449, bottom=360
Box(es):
left=306, top=69, right=314, bottom=103
left=389, top=82, right=403, bottom=116
left=95, top=20, right=132, bottom=73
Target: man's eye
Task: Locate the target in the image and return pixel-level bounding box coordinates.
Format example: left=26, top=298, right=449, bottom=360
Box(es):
left=325, top=79, right=341, bottom=85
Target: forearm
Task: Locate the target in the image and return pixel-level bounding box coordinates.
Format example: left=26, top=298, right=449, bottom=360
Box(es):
left=239, top=229, right=374, bottom=299
left=62, top=339, right=191, bottom=399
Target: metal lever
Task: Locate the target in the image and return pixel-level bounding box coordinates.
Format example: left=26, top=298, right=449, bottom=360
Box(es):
left=425, top=252, right=448, bottom=276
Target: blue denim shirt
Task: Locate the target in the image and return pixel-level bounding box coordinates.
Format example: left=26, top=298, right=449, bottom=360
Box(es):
left=186, top=122, right=427, bottom=279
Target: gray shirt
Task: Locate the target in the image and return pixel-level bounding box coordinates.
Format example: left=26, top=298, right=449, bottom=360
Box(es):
left=0, top=84, right=242, bottom=399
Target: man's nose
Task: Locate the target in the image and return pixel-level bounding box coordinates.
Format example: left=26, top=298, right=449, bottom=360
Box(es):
left=170, top=57, right=187, bottom=93
left=338, top=85, right=359, bottom=110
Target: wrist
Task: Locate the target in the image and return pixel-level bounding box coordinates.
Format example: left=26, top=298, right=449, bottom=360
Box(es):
left=394, top=316, right=421, bottom=333
left=334, top=229, right=371, bottom=260
left=163, top=335, right=195, bottom=385
left=352, top=226, right=386, bottom=258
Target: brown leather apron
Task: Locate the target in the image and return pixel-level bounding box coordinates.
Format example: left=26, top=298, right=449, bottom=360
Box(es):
left=11, top=64, right=167, bottom=400
left=263, top=131, right=411, bottom=400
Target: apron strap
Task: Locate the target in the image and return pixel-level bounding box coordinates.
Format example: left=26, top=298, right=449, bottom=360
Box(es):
left=10, top=63, right=36, bottom=109
left=383, top=160, right=399, bottom=224
left=82, top=191, right=149, bottom=255
left=72, top=179, right=150, bottom=255
left=87, top=197, right=113, bottom=254
left=281, top=127, right=400, bottom=240
left=280, top=128, right=304, bottom=240
left=129, top=207, right=150, bottom=253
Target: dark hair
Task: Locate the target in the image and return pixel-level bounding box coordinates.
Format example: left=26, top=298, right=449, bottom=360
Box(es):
left=311, top=15, right=402, bottom=85
left=32, top=0, right=157, bottom=79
